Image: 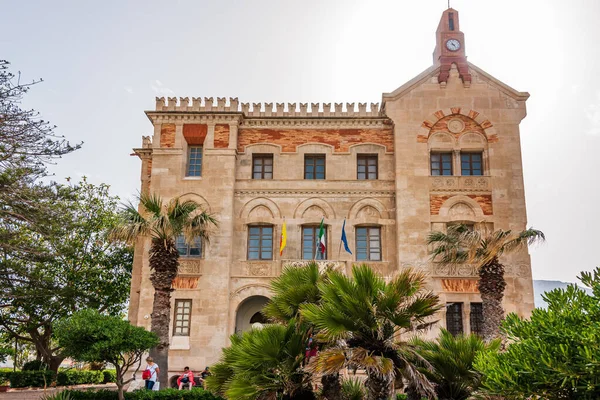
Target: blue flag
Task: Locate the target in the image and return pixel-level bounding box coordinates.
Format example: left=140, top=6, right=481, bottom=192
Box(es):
left=341, top=219, right=352, bottom=255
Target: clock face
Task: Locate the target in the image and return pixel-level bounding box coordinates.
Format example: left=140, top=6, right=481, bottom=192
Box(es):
left=446, top=39, right=461, bottom=51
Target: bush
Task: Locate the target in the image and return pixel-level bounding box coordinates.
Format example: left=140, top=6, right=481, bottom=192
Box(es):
left=7, top=370, right=56, bottom=388
left=64, top=387, right=224, bottom=399
left=22, top=360, right=49, bottom=371
left=341, top=378, right=365, bottom=400
left=56, top=370, right=103, bottom=386
left=102, top=370, right=117, bottom=384
left=41, top=392, right=73, bottom=400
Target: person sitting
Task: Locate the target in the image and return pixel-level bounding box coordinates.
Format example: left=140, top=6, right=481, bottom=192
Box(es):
left=198, top=366, right=211, bottom=387
left=177, top=366, right=195, bottom=390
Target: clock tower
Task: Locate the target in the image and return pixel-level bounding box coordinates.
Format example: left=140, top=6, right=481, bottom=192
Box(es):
left=433, top=8, right=471, bottom=85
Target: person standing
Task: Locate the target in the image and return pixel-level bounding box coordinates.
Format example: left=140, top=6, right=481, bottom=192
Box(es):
left=143, top=357, right=160, bottom=390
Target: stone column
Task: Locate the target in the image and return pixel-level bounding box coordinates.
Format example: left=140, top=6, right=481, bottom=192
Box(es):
left=453, top=149, right=461, bottom=176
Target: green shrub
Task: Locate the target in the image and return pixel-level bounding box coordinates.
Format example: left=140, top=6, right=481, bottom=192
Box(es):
left=102, top=370, right=117, bottom=383
left=56, top=370, right=103, bottom=386
left=41, top=391, right=73, bottom=400
left=22, top=360, right=49, bottom=371
left=7, top=370, right=56, bottom=388
left=341, top=378, right=365, bottom=400
left=64, top=387, right=224, bottom=399
left=395, top=395, right=407, bottom=400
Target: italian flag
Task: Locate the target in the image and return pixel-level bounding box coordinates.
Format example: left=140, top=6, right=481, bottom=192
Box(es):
left=317, top=218, right=326, bottom=256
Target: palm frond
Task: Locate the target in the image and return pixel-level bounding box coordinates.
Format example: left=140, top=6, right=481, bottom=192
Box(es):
left=139, top=192, right=163, bottom=217
left=108, top=201, right=150, bottom=244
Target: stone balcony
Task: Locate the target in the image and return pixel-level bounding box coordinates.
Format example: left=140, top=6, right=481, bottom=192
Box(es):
left=429, top=176, right=490, bottom=192
left=230, top=259, right=394, bottom=278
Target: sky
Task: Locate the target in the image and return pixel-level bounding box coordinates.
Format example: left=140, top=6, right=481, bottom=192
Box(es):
left=2, top=0, right=599, bottom=283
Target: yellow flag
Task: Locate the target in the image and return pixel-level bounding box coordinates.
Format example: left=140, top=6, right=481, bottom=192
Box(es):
left=279, top=221, right=287, bottom=256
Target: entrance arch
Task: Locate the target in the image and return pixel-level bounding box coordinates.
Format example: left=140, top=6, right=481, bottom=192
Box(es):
left=235, top=295, right=269, bottom=334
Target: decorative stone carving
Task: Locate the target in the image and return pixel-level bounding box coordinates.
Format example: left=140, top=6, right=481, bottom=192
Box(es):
left=504, top=263, right=531, bottom=278
left=432, top=263, right=478, bottom=277
left=430, top=176, right=490, bottom=192
left=447, top=118, right=465, bottom=133
left=357, top=205, right=381, bottom=219
left=172, top=277, right=199, bottom=289
left=178, top=260, right=203, bottom=275
left=448, top=202, right=476, bottom=219
left=282, top=260, right=345, bottom=274
left=245, top=262, right=271, bottom=276
left=441, top=279, right=479, bottom=293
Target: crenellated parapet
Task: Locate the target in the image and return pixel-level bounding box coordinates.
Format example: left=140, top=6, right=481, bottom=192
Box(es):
left=154, top=97, right=382, bottom=117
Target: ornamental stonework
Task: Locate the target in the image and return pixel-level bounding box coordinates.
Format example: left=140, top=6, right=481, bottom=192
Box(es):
left=237, top=127, right=394, bottom=153
left=178, top=260, right=203, bottom=276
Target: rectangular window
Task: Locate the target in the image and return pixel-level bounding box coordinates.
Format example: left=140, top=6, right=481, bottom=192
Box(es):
left=187, top=146, right=203, bottom=177
left=304, top=155, right=326, bottom=180
left=252, top=154, right=273, bottom=179
left=302, top=226, right=327, bottom=260
left=175, top=235, right=202, bottom=257
left=247, top=226, right=273, bottom=260
left=357, top=155, right=378, bottom=180
left=449, top=12, right=455, bottom=31
left=461, top=152, right=483, bottom=176
left=431, top=152, right=453, bottom=176
left=470, top=303, right=483, bottom=336
left=446, top=303, right=464, bottom=336
left=173, top=299, right=192, bottom=336
left=356, top=227, right=381, bottom=261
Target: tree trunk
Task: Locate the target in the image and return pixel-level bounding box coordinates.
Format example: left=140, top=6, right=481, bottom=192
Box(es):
left=478, top=257, right=506, bottom=342
left=321, top=373, right=342, bottom=400
left=365, top=372, right=393, bottom=400
left=148, top=238, right=180, bottom=391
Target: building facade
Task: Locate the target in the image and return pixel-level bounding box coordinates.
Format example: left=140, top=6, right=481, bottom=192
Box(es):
left=128, top=8, right=534, bottom=371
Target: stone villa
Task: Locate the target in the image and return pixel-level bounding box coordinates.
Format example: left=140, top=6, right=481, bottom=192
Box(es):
left=128, top=8, right=534, bottom=371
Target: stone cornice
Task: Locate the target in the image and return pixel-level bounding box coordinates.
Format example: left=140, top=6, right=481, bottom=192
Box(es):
left=145, top=112, right=242, bottom=125
left=234, top=189, right=395, bottom=197
left=145, top=111, right=391, bottom=129
left=240, top=118, right=389, bottom=129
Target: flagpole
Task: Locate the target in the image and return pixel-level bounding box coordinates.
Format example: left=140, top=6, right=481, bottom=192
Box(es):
left=337, top=221, right=343, bottom=260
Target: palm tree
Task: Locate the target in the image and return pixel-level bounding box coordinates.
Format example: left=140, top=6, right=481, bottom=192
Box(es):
left=300, top=265, right=442, bottom=400
left=263, top=262, right=343, bottom=400
left=410, top=329, right=500, bottom=400
left=110, top=193, right=217, bottom=389
left=427, top=224, right=545, bottom=341
left=205, top=321, right=315, bottom=400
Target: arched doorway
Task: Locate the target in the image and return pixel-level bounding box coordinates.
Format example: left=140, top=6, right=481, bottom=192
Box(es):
left=235, top=295, right=269, bottom=334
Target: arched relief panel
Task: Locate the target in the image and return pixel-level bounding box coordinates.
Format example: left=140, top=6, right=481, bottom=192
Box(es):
left=293, top=198, right=335, bottom=219
left=459, top=132, right=487, bottom=150
left=428, top=132, right=456, bottom=150
left=302, top=205, right=328, bottom=220
left=417, top=108, right=498, bottom=143
left=447, top=202, right=476, bottom=221
left=244, top=143, right=283, bottom=154
left=348, top=198, right=388, bottom=221
left=178, top=193, right=211, bottom=213
left=438, top=195, right=485, bottom=219
left=240, top=198, right=282, bottom=223
left=296, top=143, right=335, bottom=154
left=347, top=143, right=388, bottom=153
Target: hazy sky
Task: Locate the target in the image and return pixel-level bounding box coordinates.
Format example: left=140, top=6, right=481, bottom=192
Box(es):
left=2, top=0, right=599, bottom=283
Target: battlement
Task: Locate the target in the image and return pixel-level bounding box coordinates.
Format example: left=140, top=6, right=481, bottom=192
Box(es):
left=153, top=97, right=382, bottom=118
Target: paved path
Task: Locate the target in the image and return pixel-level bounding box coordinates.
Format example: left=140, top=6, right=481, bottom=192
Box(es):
left=0, top=384, right=117, bottom=399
